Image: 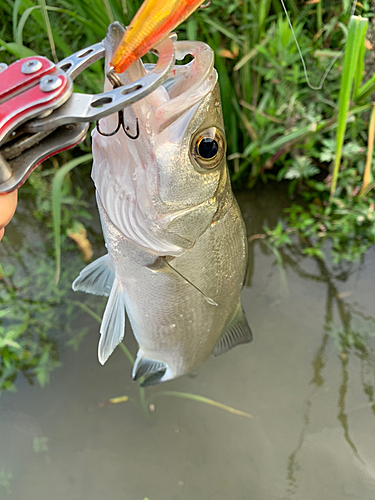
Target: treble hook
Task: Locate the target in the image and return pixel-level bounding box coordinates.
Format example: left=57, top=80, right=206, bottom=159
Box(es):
left=123, top=114, right=139, bottom=139
left=96, top=69, right=140, bottom=140
left=96, top=113, right=121, bottom=137
left=96, top=110, right=140, bottom=139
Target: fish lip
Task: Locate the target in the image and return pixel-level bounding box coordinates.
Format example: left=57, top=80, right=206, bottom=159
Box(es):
left=155, top=41, right=216, bottom=134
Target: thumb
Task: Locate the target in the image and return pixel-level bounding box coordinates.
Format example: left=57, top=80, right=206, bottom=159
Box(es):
left=0, top=190, right=18, bottom=240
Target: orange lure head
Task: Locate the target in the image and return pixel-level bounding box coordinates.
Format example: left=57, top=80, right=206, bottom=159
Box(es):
left=110, top=0, right=206, bottom=74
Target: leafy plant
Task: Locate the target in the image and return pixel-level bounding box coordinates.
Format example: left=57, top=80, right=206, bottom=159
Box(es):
left=0, top=264, right=60, bottom=392
left=0, top=246, right=101, bottom=394
left=265, top=174, right=375, bottom=263
left=264, top=12, right=375, bottom=262
left=1, top=0, right=372, bottom=186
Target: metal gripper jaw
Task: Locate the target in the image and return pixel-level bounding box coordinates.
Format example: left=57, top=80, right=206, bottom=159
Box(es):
left=0, top=29, right=176, bottom=194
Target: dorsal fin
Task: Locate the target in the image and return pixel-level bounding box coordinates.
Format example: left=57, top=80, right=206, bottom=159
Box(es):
left=72, top=254, right=115, bottom=297
left=213, top=303, right=252, bottom=356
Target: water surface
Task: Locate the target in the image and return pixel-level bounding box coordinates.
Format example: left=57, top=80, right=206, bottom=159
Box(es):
left=1, top=183, right=375, bottom=500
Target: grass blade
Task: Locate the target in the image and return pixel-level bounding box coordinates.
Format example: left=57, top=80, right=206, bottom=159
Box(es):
left=233, top=36, right=269, bottom=71
left=355, top=73, right=375, bottom=102
left=102, top=0, right=115, bottom=23
left=330, top=15, right=368, bottom=198
left=52, top=153, right=92, bottom=284
left=16, top=6, right=41, bottom=47
left=353, top=19, right=366, bottom=101
left=12, top=0, right=22, bottom=41
left=359, top=103, right=375, bottom=196
left=0, top=38, right=37, bottom=58
left=98, top=395, right=129, bottom=407
left=38, top=0, right=57, bottom=62
left=203, top=17, right=242, bottom=44
left=119, top=342, right=135, bottom=366
left=316, top=0, right=322, bottom=32
left=68, top=300, right=102, bottom=323
left=152, top=391, right=253, bottom=418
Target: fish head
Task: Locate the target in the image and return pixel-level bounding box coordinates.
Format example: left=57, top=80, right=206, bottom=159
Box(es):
left=92, top=23, right=230, bottom=256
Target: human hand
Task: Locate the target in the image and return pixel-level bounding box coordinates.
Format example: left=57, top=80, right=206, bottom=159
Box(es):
left=0, top=190, right=18, bottom=241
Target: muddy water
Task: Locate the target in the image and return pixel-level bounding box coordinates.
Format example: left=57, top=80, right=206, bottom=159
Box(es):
left=1, top=183, right=375, bottom=500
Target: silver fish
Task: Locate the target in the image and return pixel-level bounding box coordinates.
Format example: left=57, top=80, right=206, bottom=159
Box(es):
left=73, top=23, right=252, bottom=386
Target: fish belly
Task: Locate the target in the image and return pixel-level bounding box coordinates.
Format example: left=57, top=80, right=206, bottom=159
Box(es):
left=101, top=194, right=247, bottom=380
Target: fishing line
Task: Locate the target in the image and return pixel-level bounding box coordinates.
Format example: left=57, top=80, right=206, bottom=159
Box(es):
left=279, top=0, right=348, bottom=91
left=163, top=258, right=218, bottom=306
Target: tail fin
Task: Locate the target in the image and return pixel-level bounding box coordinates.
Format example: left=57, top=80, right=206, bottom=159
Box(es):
left=132, top=350, right=167, bottom=386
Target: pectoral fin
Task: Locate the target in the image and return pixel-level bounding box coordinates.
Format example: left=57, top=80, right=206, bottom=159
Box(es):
left=132, top=351, right=167, bottom=386
left=98, top=278, right=126, bottom=365
left=213, top=303, right=252, bottom=356
left=72, top=254, right=115, bottom=297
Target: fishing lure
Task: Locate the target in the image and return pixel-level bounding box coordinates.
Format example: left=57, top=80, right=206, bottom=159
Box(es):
left=110, top=0, right=209, bottom=74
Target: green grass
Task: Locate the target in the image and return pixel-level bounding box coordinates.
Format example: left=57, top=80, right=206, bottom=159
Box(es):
left=1, top=1, right=374, bottom=264
left=330, top=15, right=368, bottom=198
left=52, top=153, right=92, bottom=283
left=0, top=0, right=372, bottom=187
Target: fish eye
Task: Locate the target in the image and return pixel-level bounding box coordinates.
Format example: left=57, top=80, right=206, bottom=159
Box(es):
left=198, top=137, right=219, bottom=159
left=191, top=127, right=225, bottom=170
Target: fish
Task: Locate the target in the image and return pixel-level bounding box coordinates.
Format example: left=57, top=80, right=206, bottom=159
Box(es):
left=73, top=22, right=252, bottom=386
left=110, top=0, right=206, bottom=74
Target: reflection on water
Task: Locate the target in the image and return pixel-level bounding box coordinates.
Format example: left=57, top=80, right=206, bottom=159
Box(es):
left=1, top=183, right=375, bottom=499
left=272, top=239, right=375, bottom=496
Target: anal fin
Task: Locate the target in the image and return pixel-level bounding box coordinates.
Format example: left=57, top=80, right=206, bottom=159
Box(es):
left=213, top=303, right=252, bottom=356
left=72, top=254, right=115, bottom=297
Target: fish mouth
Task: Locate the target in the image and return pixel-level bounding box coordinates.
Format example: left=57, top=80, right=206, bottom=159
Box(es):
left=152, top=40, right=217, bottom=133
left=103, top=22, right=217, bottom=132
